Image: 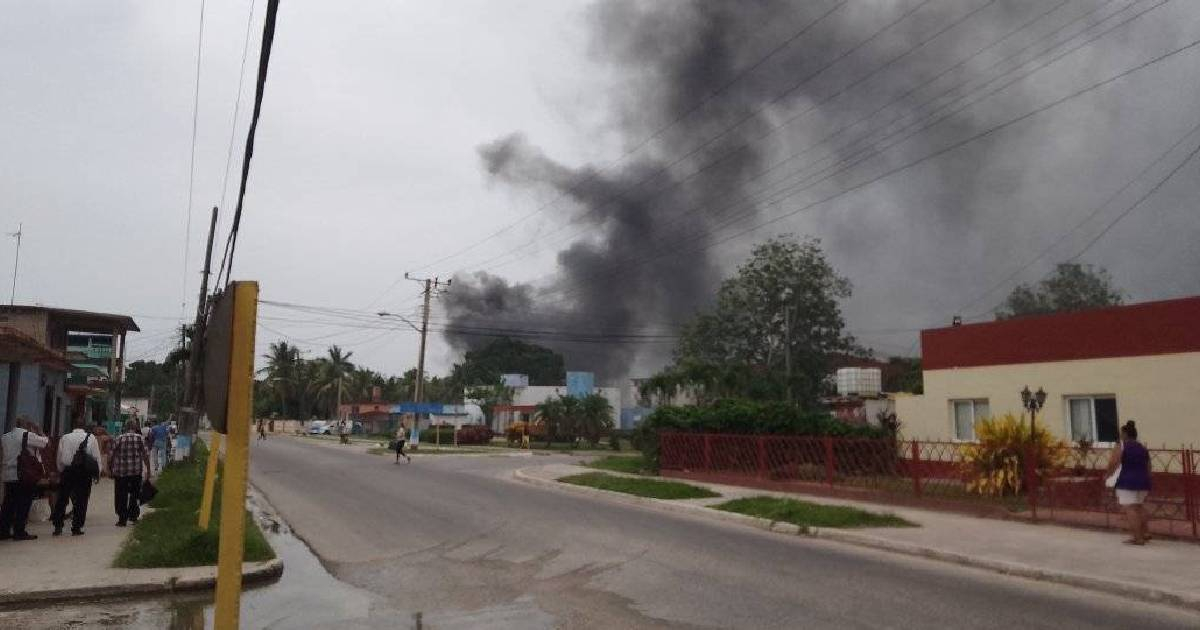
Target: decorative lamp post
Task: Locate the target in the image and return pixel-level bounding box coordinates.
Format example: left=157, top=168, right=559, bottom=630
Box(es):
left=1020, top=385, right=1048, bottom=440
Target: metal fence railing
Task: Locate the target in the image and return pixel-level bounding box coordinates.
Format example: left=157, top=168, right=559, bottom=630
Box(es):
left=658, top=432, right=1199, bottom=540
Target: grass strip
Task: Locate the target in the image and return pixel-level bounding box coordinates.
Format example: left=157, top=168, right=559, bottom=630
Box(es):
left=115, top=439, right=275, bottom=568
left=585, top=455, right=652, bottom=475
left=714, top=496, right=914, bottom=529
left=558, top=472, right=719, bottom=499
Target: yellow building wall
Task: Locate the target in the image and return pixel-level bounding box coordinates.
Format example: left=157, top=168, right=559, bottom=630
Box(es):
left=894, top=352, right=1200, bottom=446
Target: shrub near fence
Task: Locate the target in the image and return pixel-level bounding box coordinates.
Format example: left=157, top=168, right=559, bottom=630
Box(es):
left=659, top=432, right=1200, bottom=539
left=634, top=401, right=887, bottom=471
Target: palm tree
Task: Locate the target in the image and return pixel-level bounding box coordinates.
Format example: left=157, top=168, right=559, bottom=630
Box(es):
left=260, top=341, right=300, bottom=417
left=578, top=394, right=614, bottom=447
left=314, top=345, right=356, bottom=417
left=535, top=397, right=565, bottom=447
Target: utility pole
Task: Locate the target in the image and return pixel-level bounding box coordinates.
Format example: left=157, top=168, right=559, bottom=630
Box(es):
left=8, top=223, right=22, bottom=305
left=784, top=305, right=793, bottom=404
left=415, top=279, right=432, bottom=405
left=401, top=273, right=451, bottom=439
left=181, top=206, right=219, bottom=442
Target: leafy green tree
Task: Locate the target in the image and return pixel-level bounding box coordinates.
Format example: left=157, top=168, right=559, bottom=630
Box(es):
left=884, top=357, right=923, bottom=394
left=998, top=263, right=1123, bottom=319
left=450, top=338, right=566, bottom=387
left=124, top=360, right=179, bottom=419
left=666, top=236, right=856, bottom=407
left=465, top=381, right=514, bottom=426
left=578, top=394, right=614, bottom=447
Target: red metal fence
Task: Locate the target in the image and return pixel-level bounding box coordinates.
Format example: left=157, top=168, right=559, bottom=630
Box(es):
left=659, top=432, right=1199, bottom=540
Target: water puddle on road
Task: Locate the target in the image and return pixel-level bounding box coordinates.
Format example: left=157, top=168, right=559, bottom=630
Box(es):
left=0, top=490, right=406, bottom=630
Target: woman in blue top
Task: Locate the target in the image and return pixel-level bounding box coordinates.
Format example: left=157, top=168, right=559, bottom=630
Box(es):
left=1105, top=421, right=1152, bottom=545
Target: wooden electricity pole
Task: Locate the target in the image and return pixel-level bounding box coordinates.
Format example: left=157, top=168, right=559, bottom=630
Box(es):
left=401, top=273, right=451, bottom=441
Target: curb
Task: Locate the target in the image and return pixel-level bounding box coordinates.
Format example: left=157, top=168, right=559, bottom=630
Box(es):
left=513, top=466, right=1200, bottom=613
left=0, top=558, right=284, bottom=607
left=292, top=435, right=535, bottom=458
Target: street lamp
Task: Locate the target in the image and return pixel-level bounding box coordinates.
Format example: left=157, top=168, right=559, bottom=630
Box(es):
left=1020, top=385, right=1047, bottom=439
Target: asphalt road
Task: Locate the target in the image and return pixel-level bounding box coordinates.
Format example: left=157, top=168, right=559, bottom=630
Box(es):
left=249, top=437, right=1199, bottom=629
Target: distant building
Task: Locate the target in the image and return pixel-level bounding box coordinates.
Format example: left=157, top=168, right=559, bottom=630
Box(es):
left=895, top=296, right=1200, bottom=445
left=0, top=305, right=139, bottom=434
left=485, top=373, right=620, bottom=433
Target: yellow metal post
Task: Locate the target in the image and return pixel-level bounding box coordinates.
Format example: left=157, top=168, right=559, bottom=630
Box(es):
left=198, top=431, right=222, bottom=530
left=214, top=281, right=258, bottom=630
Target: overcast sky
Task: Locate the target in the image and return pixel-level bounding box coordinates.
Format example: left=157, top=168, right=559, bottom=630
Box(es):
left=2, top=0, right=1198, bottom=383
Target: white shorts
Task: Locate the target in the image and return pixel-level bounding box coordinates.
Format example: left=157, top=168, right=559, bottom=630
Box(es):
left=1116, top=489, right=1148, bottom=506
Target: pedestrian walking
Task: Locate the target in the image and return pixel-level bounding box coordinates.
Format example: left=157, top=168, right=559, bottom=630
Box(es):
left=1106, top=420, right=1153, bottom=545
left=257, top=419, right=267, bottom=441
left=93, top=424, right=112, bottom=476
left=1, top=417, right=50, bottom=541
left=393, top=428, right=411, bottom=464
left=107, top=421, right=151, bottom=527
left=148, top=421, right=169, bottom=474
left=51, top=420, right=102, bottom=536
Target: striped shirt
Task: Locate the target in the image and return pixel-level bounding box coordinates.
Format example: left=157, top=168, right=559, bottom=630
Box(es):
left=109, top=431, right=148, bottom=478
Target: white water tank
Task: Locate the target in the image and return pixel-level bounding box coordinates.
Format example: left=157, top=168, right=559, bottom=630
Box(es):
left=836, top=368, right=881, bottom=397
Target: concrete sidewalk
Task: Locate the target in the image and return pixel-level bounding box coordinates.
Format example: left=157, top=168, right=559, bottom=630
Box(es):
left=0, top=478, right=281, bottom=606
left=515, top=463, right=1200, bottom=612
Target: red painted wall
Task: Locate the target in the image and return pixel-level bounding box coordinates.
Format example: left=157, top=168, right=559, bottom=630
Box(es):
left=923, top=296, right=1200, bottom=370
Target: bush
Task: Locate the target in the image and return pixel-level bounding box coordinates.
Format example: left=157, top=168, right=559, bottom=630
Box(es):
left=634, top=400, right=887, bottom=472
left=455, top=424, right=494, bottom=445
left=962, top=413, right=1067, bottom=497
left=420, top=425, right=456, bottom=444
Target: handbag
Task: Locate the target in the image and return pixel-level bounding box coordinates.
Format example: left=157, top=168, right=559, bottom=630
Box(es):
left=70, top=434, right=101, bottom=480
left=1105, top=464, right=1121, bottom=488
left=17, top=432, right=48, bottom=488
left=139, top=478, right=158, bottom=505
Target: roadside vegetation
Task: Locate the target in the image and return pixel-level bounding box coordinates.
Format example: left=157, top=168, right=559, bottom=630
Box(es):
left=585, top=455, right=652, bottom=475
left=714, top=496, right=914, bottom=529
left=115, top=439, right=274, bottom=568
left=558, top=472, right=719, bottom=499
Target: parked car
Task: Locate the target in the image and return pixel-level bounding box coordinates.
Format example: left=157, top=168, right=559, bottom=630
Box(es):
left=307, top=420, right=362, bottom=435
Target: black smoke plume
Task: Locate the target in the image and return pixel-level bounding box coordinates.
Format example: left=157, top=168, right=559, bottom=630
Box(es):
left=445, top=0, right=1197, bottom=379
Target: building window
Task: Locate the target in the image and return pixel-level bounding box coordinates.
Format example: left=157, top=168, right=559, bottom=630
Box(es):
left=1066, top=396, right=1119, bottom=443
left=951, top=399, right=989, bottom=441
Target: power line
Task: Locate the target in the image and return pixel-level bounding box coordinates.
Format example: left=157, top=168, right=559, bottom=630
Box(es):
left=359, top=0, right=866, bottom=308
left=450, top=0, right=945, bottom=278
left=179, top=0, right=208, bottom=320
left=1066, top=134, right=1200, bottom=262
left=467, top=0, right=1120, bottom=277
left=216, top=0, right=259, bottom=231
left=534, top=0, right=1181, bottom=304
left=410, top=0, right=851, bottom=270
left=218, top=0, right=282, bottom=286
left=955, top=114, right=1200, bottom=316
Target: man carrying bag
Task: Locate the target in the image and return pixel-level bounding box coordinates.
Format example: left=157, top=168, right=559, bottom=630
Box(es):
left=1, top=417, right=49, bottom=541
left=52, top=420, right=102, bottom=536
left=108, top=420, right=151, bottom=527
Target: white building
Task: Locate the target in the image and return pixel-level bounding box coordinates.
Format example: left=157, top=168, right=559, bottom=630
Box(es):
left=485, top=378, right=621, bottom=433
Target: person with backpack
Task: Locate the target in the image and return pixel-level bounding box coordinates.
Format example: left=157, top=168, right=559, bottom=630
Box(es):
left=51, top=419, right=102, bottom=536
left=1, top=417, right=50, bottom=541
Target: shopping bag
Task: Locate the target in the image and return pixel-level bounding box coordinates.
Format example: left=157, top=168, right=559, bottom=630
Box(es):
left=139, top=478, right=159, bottom=505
